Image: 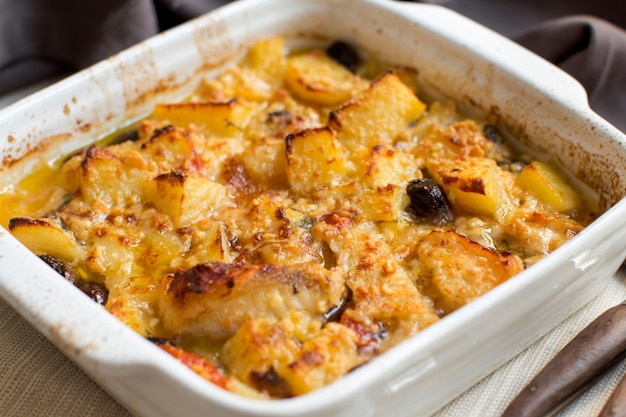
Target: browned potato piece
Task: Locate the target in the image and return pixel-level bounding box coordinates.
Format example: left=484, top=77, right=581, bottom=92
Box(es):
left=222, top=317, right=359, bottom=397
left=357, top=184, right=408, bottom=222
left=427, top=156, right=509, bottom=220
left=244, top=36, right=287, bottom=87
left=152, top=99, right=255, bottom=138
left=139, top=124, right=197, bottom=171
left=329, top=71, right=426, bottom=150
left=355, top=145, right=420, bottom=188
left=413, top=230, right=524, bottom=314
left=9, top=217, right=83, bottom=262
left=78, top=145, right=148, bottom=206
left=143, top=170, right=230, bottom=228
left=279, top=322, right=360, bottom=395
left=517, top=160, right=583, bottom=213
left=285, top=51, right=359, bottom=106
left=285, top=126, right=353, bottom=194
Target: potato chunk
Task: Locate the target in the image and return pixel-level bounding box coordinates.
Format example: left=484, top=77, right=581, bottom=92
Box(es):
left=244, top=36, right=286, bottom=87
left=78, top=145, right=148, bottom=207
left=285, top=51, right=359, bottom=106
left=329, top=71, right=426, bottom=150
left=240, top=138, right=287, bottom=188
left=517, top=160, right=582, bottom=212
left=152, top=99, right=255, bottom=138
left=285, top=126, right=352, bottom=194
left=427, top=157, right=509, bottom=220
left=139, top=124, right=198, bottom=172
left=357, top=184, right=408, bottom=222
left=222, top=316, right=359, bottom=397
left=355, top=145, right=420, bottom=188
left=144, top=170, right=230, bottom=228
left=85, top=229, right=137, bottom=277
left=9, top=217, right=83, bottom=262
left=413, top=230, right=524, bottom=314
left=220, top=316, right=299, bottom=398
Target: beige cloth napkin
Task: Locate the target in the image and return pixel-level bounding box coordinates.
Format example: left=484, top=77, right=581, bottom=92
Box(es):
left=435, top=264, right=626, bottom=417
left=1, top=264, right=625, bottom=416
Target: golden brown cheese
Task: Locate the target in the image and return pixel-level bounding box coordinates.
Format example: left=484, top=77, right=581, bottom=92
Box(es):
left=0, top=37, right=598, bottom=399
left=160, top=261, right=347, bottom=340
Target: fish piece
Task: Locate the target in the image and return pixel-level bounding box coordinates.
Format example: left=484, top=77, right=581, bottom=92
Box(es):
left=159, top=261, right=347, bottom=340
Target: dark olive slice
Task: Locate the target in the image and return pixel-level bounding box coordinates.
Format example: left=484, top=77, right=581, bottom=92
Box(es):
left=324, top=287, right=352, bottom=323
left=406, top=178, right=453, bottom=224
left=109, top=128, right=140, bottom=145
left=39, top=255, right=79, bottom=284
left=79, top=282, right=109, bottom=305
left=483, top=124, right=503, bottom=145
left=147, top=337, right=176, bottom=346
left=325, top=40, right=359, bottom=73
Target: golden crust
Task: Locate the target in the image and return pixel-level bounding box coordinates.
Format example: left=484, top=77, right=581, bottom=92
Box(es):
left=1, top=36, right=595, bottom=399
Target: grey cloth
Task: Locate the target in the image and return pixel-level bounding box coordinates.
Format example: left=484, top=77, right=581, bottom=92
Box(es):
left=515, top=16, right=626, bottom=133
left=0, top=0, right=158, bottom=94
left=0, top=0, right=229, bottom=95
left=0, top=0, right=625, bottom=131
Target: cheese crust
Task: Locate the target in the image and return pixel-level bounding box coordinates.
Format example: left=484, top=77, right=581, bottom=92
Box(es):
left=2, top=37, right=594, bottom=399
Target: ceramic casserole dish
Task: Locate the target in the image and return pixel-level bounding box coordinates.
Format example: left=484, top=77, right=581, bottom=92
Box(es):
left=1, top=0, right=626, bottom=416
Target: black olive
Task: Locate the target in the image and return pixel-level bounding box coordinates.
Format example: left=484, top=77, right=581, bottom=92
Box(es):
left=57, top=193, right=73, bottom=210
left=266, top=110, right=292, bottom=121
left=109, top=128, right=140, bottom=145
left=324, top=287, right=352, bottom=323
left=39, top=255, right=79, bottom=284
left=79, top=282, right=109, bottom=305
left=250, top=366, right=292, bottom=398
left=406, top=178, right=453, bottom=224
left=483, top=124, right=502, bottom=144
left=146, top=337, right=176, bottom=347
left=325, top=40, right=359, bottom=73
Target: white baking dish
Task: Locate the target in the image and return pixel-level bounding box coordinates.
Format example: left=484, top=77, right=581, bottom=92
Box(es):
left=1, top=0, right=626, bottom=416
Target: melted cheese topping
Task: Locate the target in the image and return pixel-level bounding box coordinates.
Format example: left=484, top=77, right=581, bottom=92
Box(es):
left=1, top=37, right=595, bottom=399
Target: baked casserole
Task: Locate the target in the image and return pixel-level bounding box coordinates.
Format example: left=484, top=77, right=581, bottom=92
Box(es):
left=0, top=37, right=597, bottom=399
